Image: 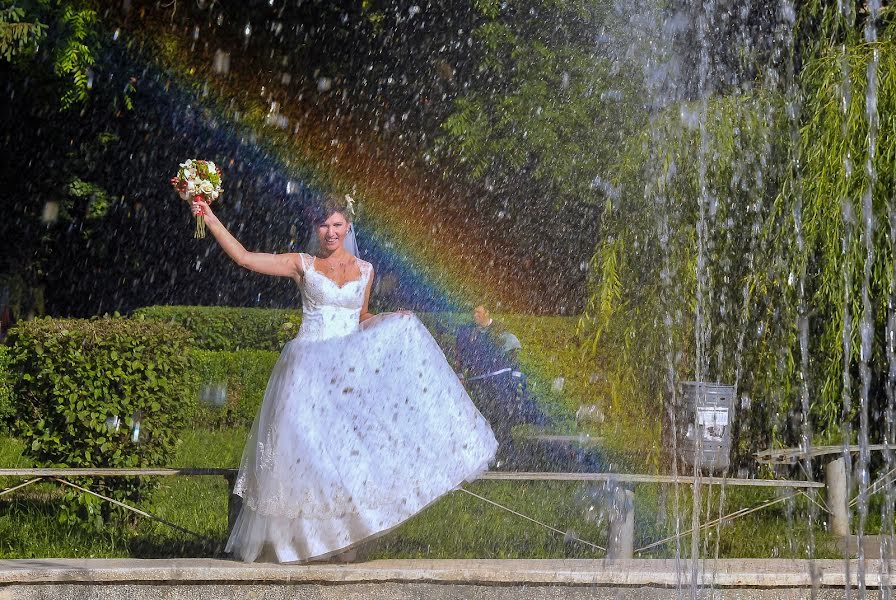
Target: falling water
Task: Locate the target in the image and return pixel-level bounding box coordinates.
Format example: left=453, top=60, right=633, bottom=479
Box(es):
left=691, top=0, right=713, bottom=592
left=856, top=1, right=882, bottom=595
left=633, top=0, right=689, bottom=589
left=777, top=0, right=820, bottom=593
left=838, top=0, right=856, bottom=597
left=654, top=105, right=685, bottom=593
left=884, top=156, right=896, bottom=599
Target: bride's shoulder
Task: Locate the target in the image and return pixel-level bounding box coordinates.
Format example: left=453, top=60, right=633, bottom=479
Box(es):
left=296, top=252, right=312, bottom=271
left=357, top=257, right=374, bottom=275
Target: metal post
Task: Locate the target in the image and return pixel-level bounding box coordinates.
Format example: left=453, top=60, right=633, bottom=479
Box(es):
left=224, top=472, right=241, bottom=533
left=825, top=457, right=850, bottom=537
left=607, top=487, right=635, bottom=559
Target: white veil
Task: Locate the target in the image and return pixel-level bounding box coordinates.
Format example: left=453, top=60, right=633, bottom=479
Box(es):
left=305, top=223, right=360, bottom=257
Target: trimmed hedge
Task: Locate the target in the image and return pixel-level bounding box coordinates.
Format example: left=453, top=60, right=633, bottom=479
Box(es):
left=0, top=345, right=13, bottom=432
left=140, top=308, right=587, bottom=433
left=190, top=349, right=279, bottom=429
left=133, top=305, right=301, bottom=351
left=6, top=317, right=196, bottom=528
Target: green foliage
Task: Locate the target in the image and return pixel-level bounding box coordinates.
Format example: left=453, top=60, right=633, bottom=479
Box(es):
left=54, top=3, right=97, bottom=109
left=578, top=237, right=622, bottom=354
left=580, top=92, right=790, bottom=461
left=133, top=305, right=303, bottom=352
left=1, top=1, right=101, bottom=109
left=765, top=38, right=896, bottom=434
left=581, top=9, right=896, bottom=464
left=0, top=345, right=14, bottom=432
left=189, top=349, right=279, bottom=429
left=5, top=316, right=196, bottom=529
left=68, top=177, right=110, bottom=219
left=0, top=3, right=47, bottom=60
left=796, top=1, right=896, bottom=58
left=438, top=0, right=637, bottom=201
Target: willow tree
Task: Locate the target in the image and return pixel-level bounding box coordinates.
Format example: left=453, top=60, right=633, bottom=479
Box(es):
left=580, top=15, right=896, bottom=463
left=578, top=93, right=789, bottom=459
left=766, top=38, right=896, bottom=437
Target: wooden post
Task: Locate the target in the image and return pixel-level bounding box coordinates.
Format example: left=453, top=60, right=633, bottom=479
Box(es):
left=607, top=487, right=635, bottom=559
left=825, top=457, right=850, bottom=537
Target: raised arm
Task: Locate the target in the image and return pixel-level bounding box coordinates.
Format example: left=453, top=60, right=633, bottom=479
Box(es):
left=191, top=199, right=302, bottom=281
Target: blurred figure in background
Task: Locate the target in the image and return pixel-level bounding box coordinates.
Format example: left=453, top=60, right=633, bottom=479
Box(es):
left=456, top=304, right=540, bottom=466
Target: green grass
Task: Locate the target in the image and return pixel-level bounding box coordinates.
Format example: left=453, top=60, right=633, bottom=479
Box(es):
left=0, top=313, right=859, bottom=560
left=0, top=430, right=611, bottom=559
left=0, top=430, right=243, bottom=559
left=0, top=429, right=849, bottom=560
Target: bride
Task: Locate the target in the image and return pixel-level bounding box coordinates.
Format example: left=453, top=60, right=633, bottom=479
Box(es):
left=187, top=192, right=498, bottom=563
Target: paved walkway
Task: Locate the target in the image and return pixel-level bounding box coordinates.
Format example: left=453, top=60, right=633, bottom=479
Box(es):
left=0, top=557, right=894, bottom=587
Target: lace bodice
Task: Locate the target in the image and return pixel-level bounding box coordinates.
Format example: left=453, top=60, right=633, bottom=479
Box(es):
left=296, top=253, right=372, bottom=342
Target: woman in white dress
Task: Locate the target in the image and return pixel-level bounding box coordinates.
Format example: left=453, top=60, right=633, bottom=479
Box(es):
left=187, top=193, right=498, bottom=563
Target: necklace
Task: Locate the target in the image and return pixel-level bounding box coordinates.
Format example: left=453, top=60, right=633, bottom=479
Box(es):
left=318, top=257, right=349, bottom=272
left=315, top=253, right=354, bottom=279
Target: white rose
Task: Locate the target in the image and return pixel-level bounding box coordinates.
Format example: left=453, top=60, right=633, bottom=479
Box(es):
left=200, top=181, right=215, bottom=194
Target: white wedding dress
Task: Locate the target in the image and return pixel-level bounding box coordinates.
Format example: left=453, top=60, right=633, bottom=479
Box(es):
left=225, top=253, right=498, bottom=563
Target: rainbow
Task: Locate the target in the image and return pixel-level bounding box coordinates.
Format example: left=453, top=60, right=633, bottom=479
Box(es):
left=113, top=9, right=555, bottom=314
left=99, top=9, right=607, bottom=475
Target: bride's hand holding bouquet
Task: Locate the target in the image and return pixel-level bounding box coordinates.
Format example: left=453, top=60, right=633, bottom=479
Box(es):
left=190, top=197, right=218, bottom=227
left=170, top=159, right=223, bottom=238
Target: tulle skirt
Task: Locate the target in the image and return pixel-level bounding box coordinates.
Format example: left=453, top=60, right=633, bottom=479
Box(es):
left=225, top=313, right=498, bottom=563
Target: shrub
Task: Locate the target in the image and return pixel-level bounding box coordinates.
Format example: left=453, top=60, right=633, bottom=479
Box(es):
left=190, top=349, right=279, bottom=429
left=0, top=345, right=13, bottom=433
left=133, top=305, right=302, bottom=351
left=6, top=317, right=196, bottom=528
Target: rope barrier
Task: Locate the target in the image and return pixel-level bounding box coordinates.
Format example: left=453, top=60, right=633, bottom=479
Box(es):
left=635, top=492, right=795, bottom=554
left=457, top=487, right=606, bottom=552
left=848, top=464, right=896, bottom=509
left=53, top=478, right=214, bottom=544
left=0, top=477, right=44, bottom=498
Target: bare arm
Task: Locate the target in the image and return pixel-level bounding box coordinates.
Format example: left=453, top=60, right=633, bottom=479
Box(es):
left=191, top=199, right=302, bottom=281
left=359, top=265, right=375, bottom=322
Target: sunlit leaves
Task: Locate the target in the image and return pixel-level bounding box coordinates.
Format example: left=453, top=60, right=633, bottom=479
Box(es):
left=0, top=4, right=47, bottom=61
left=6, top=316, right=196, bottom=529
left=54, top=4, right=98, bottom=109
left=580, top=92, right=789, bottom=454
left=68, top=177, right=110, bottom=220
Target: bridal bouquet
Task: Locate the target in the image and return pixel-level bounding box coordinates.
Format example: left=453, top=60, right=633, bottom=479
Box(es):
left=170, top=159, right=223, bottom=238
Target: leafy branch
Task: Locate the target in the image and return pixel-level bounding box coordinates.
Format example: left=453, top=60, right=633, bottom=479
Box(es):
left=54, top=4, right=98, bottom=109
left=0, top=4, right=47, bottom=60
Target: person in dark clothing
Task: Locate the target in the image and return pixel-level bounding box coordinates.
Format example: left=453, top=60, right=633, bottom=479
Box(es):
left=456, top=305, right=540, bottom=466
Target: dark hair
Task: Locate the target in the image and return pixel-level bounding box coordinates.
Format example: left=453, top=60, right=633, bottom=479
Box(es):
left=309, top=192, right=355, bottom=225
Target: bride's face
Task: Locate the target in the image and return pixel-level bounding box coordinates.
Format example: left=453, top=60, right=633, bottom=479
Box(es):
left=317, top=211, right=350, bottom=252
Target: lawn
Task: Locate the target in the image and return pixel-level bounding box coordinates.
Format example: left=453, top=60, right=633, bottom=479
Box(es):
left=0, top=427, right=841, bottom=560
left=0, top=312, right=847, bottom=560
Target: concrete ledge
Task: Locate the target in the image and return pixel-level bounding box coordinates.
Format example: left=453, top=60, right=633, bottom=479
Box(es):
left=0, top=558, right=894, bottom=587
